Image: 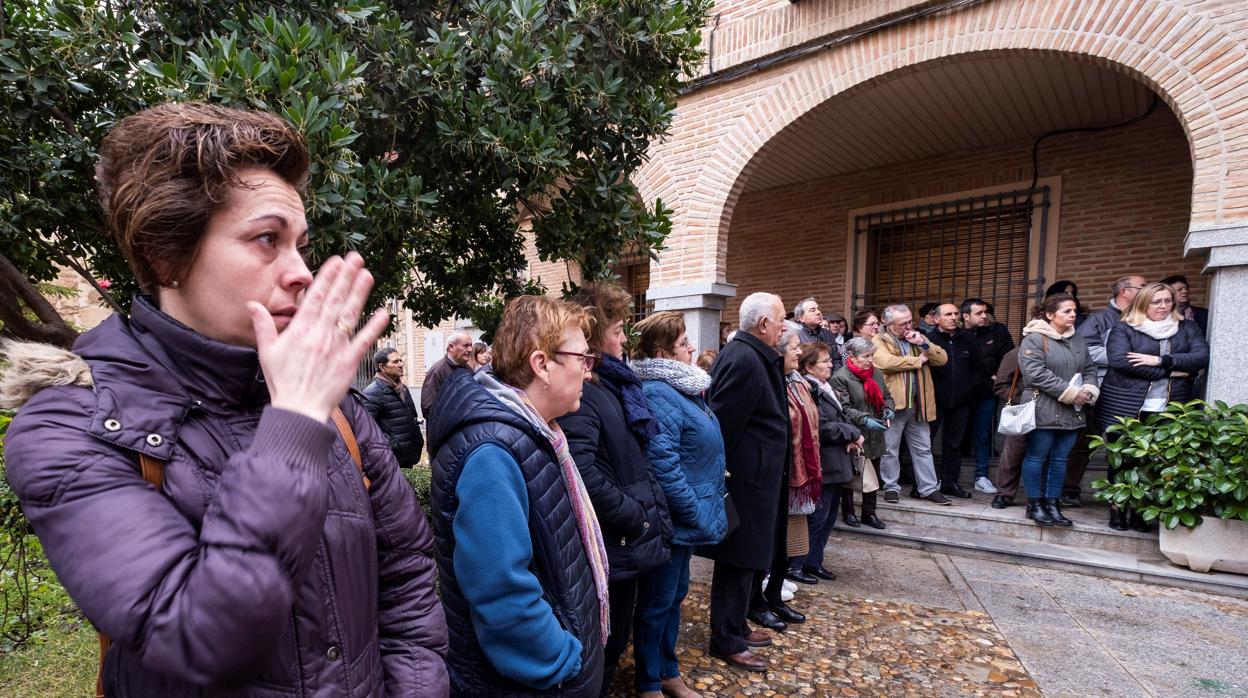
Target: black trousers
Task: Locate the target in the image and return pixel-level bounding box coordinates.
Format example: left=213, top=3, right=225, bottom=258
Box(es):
left=839, top=460, right=879, bottom=517
left=930, top=403, right=971, bottom=487
left=708, top=562, right=759, bottom=656
left=600, top=577, right=638, bottom=696
left=758, top=554, right=788, bottom=609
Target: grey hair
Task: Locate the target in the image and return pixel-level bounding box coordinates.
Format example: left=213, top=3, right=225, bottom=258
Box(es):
left=1112, top=275, right=1142, bottom=297
left=881, top=304, right=911, bottom=324
left=793, top=297, right=816, bottom=319
left=844, top=336, right=876, bottom=357
left=778, top=323, right=803, bottom=349
left=447, top=329, right=472, bottom=346
left=739, top=292, right=781, bottom=331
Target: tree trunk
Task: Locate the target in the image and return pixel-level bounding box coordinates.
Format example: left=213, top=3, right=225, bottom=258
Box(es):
left=0, top=253, right=80, bottom=349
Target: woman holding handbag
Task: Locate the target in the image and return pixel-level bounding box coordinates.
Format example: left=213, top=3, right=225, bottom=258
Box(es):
left=830, top=337, right=894, bottom=530
left=1017, top=294, right=1099, bottom=528
left=796, top=342, right=864, bottom=584
left=1097, top=282, right=1208, bottom=531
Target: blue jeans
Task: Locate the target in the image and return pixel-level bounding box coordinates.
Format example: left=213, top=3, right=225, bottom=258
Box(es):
left=634, top=544, right=693, bottom=691
left=1021, top=428, right=1079, bottom=499
left=797, top=484, right=840, bottom=571
left=970, top=397, right=997, bottom=478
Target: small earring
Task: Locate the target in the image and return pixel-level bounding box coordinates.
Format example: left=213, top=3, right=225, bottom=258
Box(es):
left=544, top=382, right=550, bottom=391
left=167, top=280, right=180, bottom=289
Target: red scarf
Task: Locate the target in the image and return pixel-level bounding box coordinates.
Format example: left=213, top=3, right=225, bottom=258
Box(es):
left=847, top=359, right=885, bottom=414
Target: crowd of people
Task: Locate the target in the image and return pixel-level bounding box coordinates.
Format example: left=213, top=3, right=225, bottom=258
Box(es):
left=0, top=102, right=1216, bottom=698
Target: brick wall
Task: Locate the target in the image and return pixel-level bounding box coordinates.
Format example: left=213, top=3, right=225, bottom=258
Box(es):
left=722, top=108, right=1202, bottom=326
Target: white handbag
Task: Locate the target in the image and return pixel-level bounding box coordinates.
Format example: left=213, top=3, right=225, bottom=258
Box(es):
left=997, top=366, right=1037, bottom=436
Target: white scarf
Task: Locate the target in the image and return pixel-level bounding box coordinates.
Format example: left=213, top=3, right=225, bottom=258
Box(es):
left=630, top=357, right=711, bottom=396
left=1133, top=316, right=1180, bottom=340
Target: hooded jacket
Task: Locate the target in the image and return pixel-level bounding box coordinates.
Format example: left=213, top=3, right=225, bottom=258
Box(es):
left=0, top=297, right=448, bottom=698
left=1017, top=319, right=1100, bottom=431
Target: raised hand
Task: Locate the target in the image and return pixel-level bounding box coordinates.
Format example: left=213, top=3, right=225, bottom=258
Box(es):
left=249, top=252, right=390, bottom=423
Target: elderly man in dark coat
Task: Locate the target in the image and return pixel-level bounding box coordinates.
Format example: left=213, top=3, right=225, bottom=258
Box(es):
left=702, top=291, right=791, bottom=673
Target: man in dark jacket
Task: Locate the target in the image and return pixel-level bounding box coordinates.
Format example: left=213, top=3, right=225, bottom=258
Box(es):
left=924, top=304, right=979, bottom=498
left=363, top=347, right=425, bottom=467
left=420, top=330, right=473, bottom=426
left=794, top=297, right=842, bottom=370
left=703, top=292, right=791, bottom=673
left=962, top=299, right=1013, bottom=494
left=988, top=347, right=1027, bottom=509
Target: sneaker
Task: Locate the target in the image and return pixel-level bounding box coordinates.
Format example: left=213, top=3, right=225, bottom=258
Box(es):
left=923, top=491, right=953, bottom=506
left=761, top=576, right=798, bottom=602
left=884, top=490, right=900, bottom=504
left=974, top=477, right=999, bottom=494
left=782, top=579, right=797, bottom=595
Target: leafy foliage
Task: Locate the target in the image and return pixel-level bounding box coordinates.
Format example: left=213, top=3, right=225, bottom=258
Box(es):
left=1091, top=400, right=1248, bottom=530
left=0, top=0, right=709, bottom=340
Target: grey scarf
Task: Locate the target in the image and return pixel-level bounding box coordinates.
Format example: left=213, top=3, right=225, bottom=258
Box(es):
left=630, top=358, right=711, bottom=396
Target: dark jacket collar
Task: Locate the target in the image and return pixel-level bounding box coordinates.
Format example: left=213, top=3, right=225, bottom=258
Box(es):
left=733, top=331, right=781, bottom=365
left=425, top=370, right=539, bottom=456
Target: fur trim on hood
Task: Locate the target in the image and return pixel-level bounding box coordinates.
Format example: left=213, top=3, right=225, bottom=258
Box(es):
left=0, top=341, right=93, bottom=410
left=1022, top=318, right=1075, bottom=340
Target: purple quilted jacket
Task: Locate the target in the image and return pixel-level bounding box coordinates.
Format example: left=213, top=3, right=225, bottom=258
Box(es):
left=1, top=297, right=449, bottom=697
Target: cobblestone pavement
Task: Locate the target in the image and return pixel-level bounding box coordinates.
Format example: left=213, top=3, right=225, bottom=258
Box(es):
left=608, top=580, right=1039, bottom=697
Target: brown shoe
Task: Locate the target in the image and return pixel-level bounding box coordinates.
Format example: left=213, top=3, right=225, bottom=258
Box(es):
left=660, top=676, right=703, bottom=698
left=744, top=629, right=772, bottom=647
left=709, top=647, right=768, bottom=672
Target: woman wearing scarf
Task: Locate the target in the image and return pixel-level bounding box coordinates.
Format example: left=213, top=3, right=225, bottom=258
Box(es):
left=796, top=342, right=864, bottom=584
left=631, top=311, right=728, bottom=698
left=560, top=284, right=672, bottom=695
left=830, top=337, right=894, bottom=530
left=426, top=295, right=609, bottom=696
left=1098, top=282, right=1208, bottom=531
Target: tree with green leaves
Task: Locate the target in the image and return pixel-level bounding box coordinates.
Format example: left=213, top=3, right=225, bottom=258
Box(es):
left=0, top=0, right=709, bottom=346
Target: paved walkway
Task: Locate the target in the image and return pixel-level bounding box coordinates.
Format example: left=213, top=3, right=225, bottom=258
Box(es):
left=607, top=538, right=1248, bottom=697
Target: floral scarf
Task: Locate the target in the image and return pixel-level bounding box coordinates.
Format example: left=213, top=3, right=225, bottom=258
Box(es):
left=786, top=371, right=822, bottom=514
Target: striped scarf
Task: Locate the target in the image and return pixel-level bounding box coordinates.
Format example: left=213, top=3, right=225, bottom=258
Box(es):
left=511, top=389, right=611, bottom=644
left=887, top=332, right=920, bottom=406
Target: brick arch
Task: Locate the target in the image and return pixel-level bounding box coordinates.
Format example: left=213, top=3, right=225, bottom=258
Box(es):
left=647, top=0, right=1248, bottom=285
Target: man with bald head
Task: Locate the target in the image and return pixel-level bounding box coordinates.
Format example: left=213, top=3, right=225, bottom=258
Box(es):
left=923, top=303, right=980, bottom=498
left=420, top=329, right=474, bottom=426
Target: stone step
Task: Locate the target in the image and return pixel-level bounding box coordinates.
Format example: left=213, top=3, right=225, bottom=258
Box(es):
left=831, top=508, right=1248, bottom=600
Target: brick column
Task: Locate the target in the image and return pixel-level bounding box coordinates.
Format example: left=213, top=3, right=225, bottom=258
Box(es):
left=646, top=282, right=737, bottom=353
left=1186, top=226, right=1248, bottom=405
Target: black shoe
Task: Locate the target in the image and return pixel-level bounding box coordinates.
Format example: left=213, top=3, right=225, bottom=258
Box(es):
left=1026, top=498, right=1055, bottom=526
left=883, top=490, right=900, bottom=503
left=804, top=565, right=837, bottom=581
left=861, top=514, right=886, bottom=529
left=909, top=489, right=922, bottom=499
left=842, top=514, right=861, bottom=528
left=1128, top=509, right=1152, bottom=533
left=940, top=484, right=973, bottom=499
left=923, top=491, right=953, bottom=505
left=767, top=602, right=806, bottom=624
left=1045, top=498, right=1073, bottom=527
left=1108, top=506, right=1128, bottom=531
left=746, top=609, right=787, bottom=632
left=1059, top=493, right=1083, bottom=508
left=785, top=568, right=818, bottom=585
left=990, top=495, right=1011, bottom=510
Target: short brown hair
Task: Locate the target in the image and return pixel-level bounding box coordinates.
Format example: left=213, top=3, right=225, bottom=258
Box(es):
left=633, top=311, right=686, bottom=359
left=1032, top=293, right=1076, bottom=321
left=799, top=342, right=832, bottom=373
left=852, top=308, right=878, bottom=334
left=568, top=282, right=632, bottom=353
left=492, top=295, right=591, bottom=388
left=696, top=349, right=717, bottom=371
left=96, top=102, right=310, bottom=293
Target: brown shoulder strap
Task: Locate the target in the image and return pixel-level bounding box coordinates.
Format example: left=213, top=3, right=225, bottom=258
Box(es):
left=331, top=406, right=371, bottom=491
left=1005, top=365, right=1021, bottom=404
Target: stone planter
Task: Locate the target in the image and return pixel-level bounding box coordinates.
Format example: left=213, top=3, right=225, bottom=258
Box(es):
left=1158, top=517, right=1248, bottom=574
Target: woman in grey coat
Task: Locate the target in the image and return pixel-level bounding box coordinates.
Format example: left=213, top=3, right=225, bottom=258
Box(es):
left=829, top=337, right=894, bottom=530
left=1017, top=294, right=1100, bottom=527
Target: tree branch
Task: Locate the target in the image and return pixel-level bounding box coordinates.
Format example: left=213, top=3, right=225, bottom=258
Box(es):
left=48, top=107, right=80, bottom=138
left=0, top=253, right=80, bottom=348
left=30, top=238, right=125, bottom=315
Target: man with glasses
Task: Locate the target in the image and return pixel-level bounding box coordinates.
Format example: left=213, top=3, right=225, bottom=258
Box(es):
left=872, top=304, right=951, bottom=505
left=1063, top=274, right=1145, bottom=506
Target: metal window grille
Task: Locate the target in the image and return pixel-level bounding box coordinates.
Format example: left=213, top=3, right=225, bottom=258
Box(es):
left=852, top=187, right=1050, bottom=338
left=616, top=250, right=654, bottom=323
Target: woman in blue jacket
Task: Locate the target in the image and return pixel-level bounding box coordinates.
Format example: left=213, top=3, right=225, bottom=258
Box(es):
left=632, top=311, right=729, bottom=698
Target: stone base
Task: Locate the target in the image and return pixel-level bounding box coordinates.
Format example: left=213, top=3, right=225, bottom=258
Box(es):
left=1158, top=517, right=1248, bottom=575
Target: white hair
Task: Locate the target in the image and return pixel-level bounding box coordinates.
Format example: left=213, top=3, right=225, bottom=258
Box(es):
left=446, top=330, right=472, bottom=347
left=778, top=323, right=803, bottom=349
left=739, top=292, right=781, bottom=332
left=881, top=304, right=911, bottom=324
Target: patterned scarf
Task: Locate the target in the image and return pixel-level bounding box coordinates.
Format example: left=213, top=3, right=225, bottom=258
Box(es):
left=786, top=372, right=822, bottom=513
left=846, top=358, right=886, bottom=414
left=488, top=377, right=611, bottom=644
left=630, top=357, right=711, bottom=396
left=594, top=354, right=659, bottom=447
left=886, top=332, right=920, bottom=405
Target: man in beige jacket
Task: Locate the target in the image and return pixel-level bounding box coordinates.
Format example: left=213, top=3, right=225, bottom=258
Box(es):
left=872, top=304, right=950, bottom=504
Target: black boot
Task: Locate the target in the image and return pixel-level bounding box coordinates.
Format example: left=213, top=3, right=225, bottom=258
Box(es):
left=1128, top=509, right=1152, bottom=533
left=1026, top=498, right=1055, bottom=526
left=1045, top=499, right=1073, bottom=527
left=1108, top=506, right=1128, bottom=531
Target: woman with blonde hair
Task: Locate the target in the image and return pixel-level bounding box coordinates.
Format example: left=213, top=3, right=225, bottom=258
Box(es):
left=427, top=295, right=609, bottom=696
left=1097, top=282, right=1208, bottom=530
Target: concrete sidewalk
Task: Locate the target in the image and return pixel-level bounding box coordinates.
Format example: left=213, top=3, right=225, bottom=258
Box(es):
left=678, top=537, right=1248, bottom=697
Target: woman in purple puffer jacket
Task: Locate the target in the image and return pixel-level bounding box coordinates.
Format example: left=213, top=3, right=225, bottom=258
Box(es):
left=0, top=103, right=448, bottom=697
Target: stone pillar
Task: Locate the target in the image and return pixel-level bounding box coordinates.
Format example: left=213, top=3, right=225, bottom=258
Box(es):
left=1185, top=226, right=1248, bottom=405
left=646, top=282, right=738, bottom=353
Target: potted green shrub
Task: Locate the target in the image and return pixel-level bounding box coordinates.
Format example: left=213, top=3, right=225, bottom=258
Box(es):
left=1091, top=400, right=1248, bottom=574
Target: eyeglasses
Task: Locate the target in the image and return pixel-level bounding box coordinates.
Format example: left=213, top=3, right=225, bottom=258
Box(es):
left=1148, top=298, right=1174, bottom=306
left=554, top=350, right=599, bottom=371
